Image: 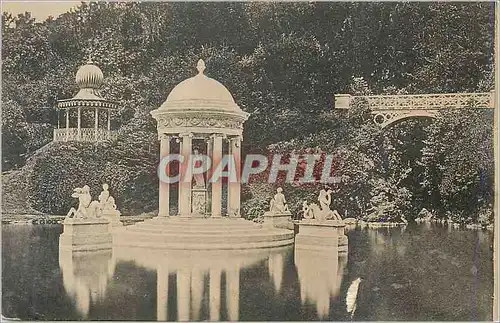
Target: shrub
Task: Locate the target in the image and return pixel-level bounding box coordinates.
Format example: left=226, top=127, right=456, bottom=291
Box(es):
left=26, top=142, right=105, bottom=214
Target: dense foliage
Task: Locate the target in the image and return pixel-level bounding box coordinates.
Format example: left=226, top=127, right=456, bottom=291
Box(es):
left=1, top=2, right=495, bottom=222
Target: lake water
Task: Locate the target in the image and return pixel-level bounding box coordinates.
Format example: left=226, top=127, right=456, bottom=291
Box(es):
left=1, top=223, right=493, bottom=321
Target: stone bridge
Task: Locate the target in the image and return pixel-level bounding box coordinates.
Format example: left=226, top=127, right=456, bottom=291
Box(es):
left=334, top=91, right=496, bottom=128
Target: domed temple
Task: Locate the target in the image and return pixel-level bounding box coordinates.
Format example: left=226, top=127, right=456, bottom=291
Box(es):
left=113, top=59, right=294, bottom=250
left=53, top=60, right=119, bottom=142
left=152, top=59, right=249, bottom=219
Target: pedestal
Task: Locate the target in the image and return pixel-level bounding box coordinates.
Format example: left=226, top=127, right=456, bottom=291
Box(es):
left=59, top=218, right=112, bottom=251
left=263, top=211, right=294, bottom=230
left=102, top=210, right=123, bottom=229
left=192, top=188, right=207, bottom=217
left=295, top=219, right=348, bottom=253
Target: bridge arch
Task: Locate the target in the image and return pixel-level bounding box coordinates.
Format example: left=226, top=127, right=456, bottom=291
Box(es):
left=373, top=110, right=438, bottom=128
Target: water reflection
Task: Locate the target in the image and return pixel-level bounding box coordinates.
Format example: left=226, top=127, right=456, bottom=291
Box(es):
left=41, top=223, right=493, bottom=321
left=58, top=244, right=346, bottom=321
left=294, top=249, right=345, bottom=319
left=59, top=249, right=115, bottom=318
left=268, top=252, right=284, bottom=293
left=110, top=246, right=291, bottom=321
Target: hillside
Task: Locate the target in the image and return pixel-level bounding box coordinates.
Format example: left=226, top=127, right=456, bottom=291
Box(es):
left=1, top=169, right=43, bottom=215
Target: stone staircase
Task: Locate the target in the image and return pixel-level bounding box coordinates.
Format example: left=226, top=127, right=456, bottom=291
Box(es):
left=113, top=216, right=294, bottom=250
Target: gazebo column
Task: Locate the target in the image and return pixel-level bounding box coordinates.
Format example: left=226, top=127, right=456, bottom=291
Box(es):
left=178, top=132, right=193, bottom=217
left=227, top=136, right=242, bottom=217
left=107, top=110, right=111, bottom=131
left=107, top=110, right=111, bottom=140
left=65, top=109, right=69, bottom=141
left=211, top=134, right=223, bottom=218
left=77, top=107, right=82, bottom=140
left=94, top=108, right=99, bottom=141
left=159, top=134, right=170, bottom=217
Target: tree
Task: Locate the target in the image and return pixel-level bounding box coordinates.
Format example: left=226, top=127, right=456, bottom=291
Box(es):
left=421, top=107, right=494, bottom=223
left=1, top=3, right=495, bottom=219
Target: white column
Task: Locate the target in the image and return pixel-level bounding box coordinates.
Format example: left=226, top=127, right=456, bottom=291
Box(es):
left=225, top=266, right=240, bottom=321
left=206, top=138, right=213, bottom=214
left=107, top=109, right=111, bottom=131
left=211, top=134, right=223, bottom=217
left=55, top=110, right=60, bottom=141
left=159, top=135, right=170, bottom=217
left=157, top=266, right=169, bottom=321
left=209, top=268, right=221, bottom=321
left=228, top=136, right=242, bottom=217
left=94, top=108, right=99, bottom=141
left=177, top=268, right=191, bottom=322
left=178, top=133, right=193, bottom=217
left=177, top=137, right=182, bottom=216
left=77, top=107, right=82, bottom=140
left=65, top=109, right=69, bottom=141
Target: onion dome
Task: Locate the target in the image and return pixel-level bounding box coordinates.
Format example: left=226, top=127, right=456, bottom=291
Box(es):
left=57, top=59, right=118, bottom=109
left=75, top=59, right=104, bottom=89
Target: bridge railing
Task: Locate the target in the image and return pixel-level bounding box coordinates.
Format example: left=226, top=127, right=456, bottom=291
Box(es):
left=335, top=91, right=495, bottom=110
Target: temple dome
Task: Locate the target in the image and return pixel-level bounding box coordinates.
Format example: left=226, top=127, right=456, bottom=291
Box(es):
left=75, top=60, right=104, bottom=89
left=159, top=59, right=242, bottom=113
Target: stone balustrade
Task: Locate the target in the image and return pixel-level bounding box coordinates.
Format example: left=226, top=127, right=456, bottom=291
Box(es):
left=53, top=128, right=117, bottom=142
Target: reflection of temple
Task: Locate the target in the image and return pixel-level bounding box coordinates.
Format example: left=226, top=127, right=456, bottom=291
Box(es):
left=59, top=250, right=115, bottom=318
left=268, top=252, right=285, bottom=293
left=113, top=246, right=290, bottom=321
left=294, top=250, right=345, bottom=319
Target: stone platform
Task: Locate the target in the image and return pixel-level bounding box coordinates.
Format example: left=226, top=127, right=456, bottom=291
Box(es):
left=294, top=219, right=348, bottom=253
left=113, top=216, right=295, bottom=250
left=102, top=210, right=123, bottom=230
left=263, top=211, right=294, bottom=230
left=59, top=218, right=113, bottom=252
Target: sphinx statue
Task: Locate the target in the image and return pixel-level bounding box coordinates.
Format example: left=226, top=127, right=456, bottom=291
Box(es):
left=66, top=185, right=102, bottom=220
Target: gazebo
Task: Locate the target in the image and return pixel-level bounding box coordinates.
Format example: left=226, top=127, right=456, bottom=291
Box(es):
left=150, top=59, right=249, bottom=218
left=53, top=60, right=119, bottom=142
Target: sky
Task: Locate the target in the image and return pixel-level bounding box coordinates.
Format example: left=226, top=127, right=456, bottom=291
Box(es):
left=2, top=1, right=81, bottom=21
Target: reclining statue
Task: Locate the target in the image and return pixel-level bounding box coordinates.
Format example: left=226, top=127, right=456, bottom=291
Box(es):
left=301, top=188, right=343, bottom=222
left=66, top=185, right=102, bottom=220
